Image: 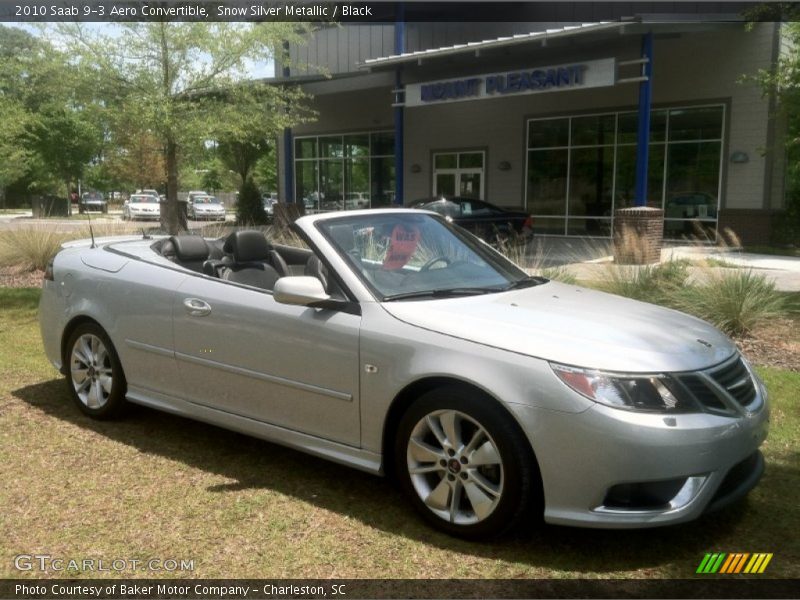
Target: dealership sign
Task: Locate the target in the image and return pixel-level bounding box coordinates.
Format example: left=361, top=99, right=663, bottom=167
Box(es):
left=405, top=58, right=616, bottom=107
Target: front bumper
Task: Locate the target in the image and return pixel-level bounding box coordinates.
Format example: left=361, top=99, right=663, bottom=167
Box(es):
left=193, top=211, right=226, bottom=220
left=509, top=382, right=768, bottom=528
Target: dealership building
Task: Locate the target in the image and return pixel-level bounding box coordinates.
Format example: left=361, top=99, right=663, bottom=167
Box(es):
left=274, top=13, right=786, bottom=243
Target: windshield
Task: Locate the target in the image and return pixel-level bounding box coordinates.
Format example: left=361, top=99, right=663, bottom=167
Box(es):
left=194, top=196, right=220, bottom=204
left=130, top=195, right=156, bottom=204
left=316, top=213, right=535, bottom=301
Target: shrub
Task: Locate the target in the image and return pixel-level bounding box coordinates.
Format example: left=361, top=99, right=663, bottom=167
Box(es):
left=0, top=223, right=142, bottom=272
left=236, top=177, right=267, bottom=226
left=596, top=260, right=690, bottom=305
left=496, top=234, right=585, bottom=284
left=0, top=226, right=72, bottom=272
left=673, top=269, right=788, bottom=336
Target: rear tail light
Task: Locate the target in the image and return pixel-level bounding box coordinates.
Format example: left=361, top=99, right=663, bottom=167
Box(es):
left=523, top=216, right=534, bottom=230
left=44, top=259, right=54, bottom=282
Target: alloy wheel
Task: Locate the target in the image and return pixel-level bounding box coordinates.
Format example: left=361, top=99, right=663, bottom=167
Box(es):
left=70, top=333, right=114, bottom=409
left=406, top=409, right=504, bottom=525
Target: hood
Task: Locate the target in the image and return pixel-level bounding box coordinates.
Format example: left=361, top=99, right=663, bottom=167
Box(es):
left=380, top=281, right=735, bottom=373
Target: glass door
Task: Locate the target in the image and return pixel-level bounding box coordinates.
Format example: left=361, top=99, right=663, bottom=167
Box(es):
left=433, top=151, right=485, bottom=199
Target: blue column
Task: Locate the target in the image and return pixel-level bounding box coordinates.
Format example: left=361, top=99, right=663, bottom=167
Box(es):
left=634, top=32, right=653, bottom=207
left=393, top=6, right=405, bottom=205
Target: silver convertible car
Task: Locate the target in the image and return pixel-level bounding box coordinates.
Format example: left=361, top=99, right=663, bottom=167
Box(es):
left=39, top=209, right=768, bottom=539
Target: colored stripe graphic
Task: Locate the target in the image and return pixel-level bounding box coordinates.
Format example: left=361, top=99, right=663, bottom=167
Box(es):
left=697, top=553, right=727, bottom=573
left=698, top=553, right=773, bottom=574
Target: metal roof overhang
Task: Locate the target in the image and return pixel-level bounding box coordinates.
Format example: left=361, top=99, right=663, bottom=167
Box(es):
left=359, top=18, right=745, bottom=71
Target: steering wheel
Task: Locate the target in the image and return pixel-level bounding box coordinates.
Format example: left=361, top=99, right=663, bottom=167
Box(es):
left=420, top=256, right=451, bottom=271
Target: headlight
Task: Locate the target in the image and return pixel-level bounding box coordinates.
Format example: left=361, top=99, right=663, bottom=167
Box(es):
left=551, top=363, right=697, bottom=412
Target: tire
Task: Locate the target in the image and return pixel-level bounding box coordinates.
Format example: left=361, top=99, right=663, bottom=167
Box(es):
left=64, top=323, right=128, bottom=419
left=395, top=386, right=542, bottom=540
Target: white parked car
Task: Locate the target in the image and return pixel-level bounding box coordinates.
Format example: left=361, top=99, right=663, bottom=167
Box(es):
left=188, top=195, right=226, bottom=221
left=122, top=194, right=161, bottom=221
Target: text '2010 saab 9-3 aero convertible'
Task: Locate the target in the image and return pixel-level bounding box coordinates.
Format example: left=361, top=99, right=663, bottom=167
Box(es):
left=39, top=209, right=768, bottom=539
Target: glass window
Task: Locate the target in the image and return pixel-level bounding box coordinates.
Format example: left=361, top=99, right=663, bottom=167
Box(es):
left=345, top=134, right=370, bottom=158
left=459, top=153, right=484, bottom=168
left=614, top=144, right=666, bottom=209
left=345, top=158, right=370, bottom=208
left=528, top=118, right=569, bottom=148
left=295, top=161, right=318, bottom=210
left=668, top=107, right=723, bottom=141
left=531, top=217, right=566, bottom=235
left=617, top=110, right=667, bottom=144
left=666, top=141, right=722, bottom=202
left=319, top=160, right=343, bottom=209
left=371, top=132, right=395, bottom=156
left=434, top=154, right=457, bottom=170
left=527, top=149, right=568, bottom=216
left=567, top=218, right=612, bottom=237
left=525, top=105, right=723, bottom=237
left=319, top=136, right=343, bottom=159
left=435, top=173, right=456, bottom=196
left=295, top=131, right=395, bottom=212
left=571, top=114, right=615, bottom=146
left=295, top=138, right=316, bottom=159
left=370, top=156, right=395, bottom=207
left=568, top=146, right=614, bottom=217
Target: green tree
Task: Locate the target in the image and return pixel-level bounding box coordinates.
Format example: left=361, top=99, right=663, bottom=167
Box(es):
left=0, top=25, right=104, bottom=204
left=54, top=21, right=312, bottom=233
left=748, top=12, right=800, bottom=242
left=236, top=177, right=267, bottom=225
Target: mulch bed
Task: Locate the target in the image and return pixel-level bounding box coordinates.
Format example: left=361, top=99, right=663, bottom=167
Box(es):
left=0, top=266, right=43, bottom=289
left=736, top=318, right=800, bottom=372
left=2, top=267, right=797, bottom=372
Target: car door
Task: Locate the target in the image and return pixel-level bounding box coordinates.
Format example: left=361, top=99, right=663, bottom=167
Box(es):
left=171, top=275, right=361, bottom=447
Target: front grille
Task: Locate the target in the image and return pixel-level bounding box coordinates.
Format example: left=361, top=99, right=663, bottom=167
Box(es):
left=710, top=357, right=757, bottom=407
left=677, top=355, right=758, bottom=413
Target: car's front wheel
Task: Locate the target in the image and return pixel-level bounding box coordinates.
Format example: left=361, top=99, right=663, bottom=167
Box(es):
left=65, top=323, right=127, bottom=419
left=395, top=386, right=541, bottom=539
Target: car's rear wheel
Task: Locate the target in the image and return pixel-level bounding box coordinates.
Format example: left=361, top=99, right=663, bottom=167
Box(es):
left=395, top=386, right=541, bottom=539
left=65, top=323, right=127, bottom=419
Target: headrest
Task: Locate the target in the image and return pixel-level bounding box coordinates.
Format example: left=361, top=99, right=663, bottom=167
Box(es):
left=223, top=231, right=272, bottom=263
left=170, top=235, right=210, bottom=261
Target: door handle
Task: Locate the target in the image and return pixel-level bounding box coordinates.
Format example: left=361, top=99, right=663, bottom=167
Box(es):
left=183, top=298, right=212, bottom=317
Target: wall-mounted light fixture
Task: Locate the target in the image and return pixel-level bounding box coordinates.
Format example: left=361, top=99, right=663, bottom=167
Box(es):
left=498, top=161, right=512, bottom=171
left=410, top=164, right=422, bottom=173
left=730, top=151, right=749, bottom=164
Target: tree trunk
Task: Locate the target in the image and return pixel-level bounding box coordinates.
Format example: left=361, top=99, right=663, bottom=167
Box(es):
left=162, top=136, right=185, bottom=234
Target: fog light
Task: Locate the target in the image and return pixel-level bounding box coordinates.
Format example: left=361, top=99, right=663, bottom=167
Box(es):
left=603, top=476, right=706, bottom=511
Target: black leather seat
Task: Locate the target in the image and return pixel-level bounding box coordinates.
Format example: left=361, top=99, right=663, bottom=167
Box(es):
left=161, top=235, right=210, bottom=273
left=219, top=231, right=285, bottom=290
left=170, top=236, right=210, bottom=273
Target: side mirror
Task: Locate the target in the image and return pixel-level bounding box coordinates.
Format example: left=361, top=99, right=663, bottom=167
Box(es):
left=273, top=276, right=330, bottom=306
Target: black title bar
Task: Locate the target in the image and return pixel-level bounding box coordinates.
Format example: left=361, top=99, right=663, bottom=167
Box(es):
left=0, top=1, right=766, bottom=23
left=3, top=578, right=800, bottom=599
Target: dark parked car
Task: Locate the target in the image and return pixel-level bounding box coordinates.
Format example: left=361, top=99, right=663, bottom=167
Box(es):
left=79, top=192, right=108, bottom=214
left=408, top=196, right=533, bottom=245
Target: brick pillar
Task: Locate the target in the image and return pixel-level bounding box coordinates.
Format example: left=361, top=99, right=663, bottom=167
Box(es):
left=613, top=207, right=664, bottom=265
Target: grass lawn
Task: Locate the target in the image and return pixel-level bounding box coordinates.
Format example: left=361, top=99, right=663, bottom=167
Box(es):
left=1, top=288, right=798, bottom=579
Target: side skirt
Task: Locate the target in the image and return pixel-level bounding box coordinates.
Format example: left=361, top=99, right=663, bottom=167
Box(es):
left=125, top=386, right=383, bottom=475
